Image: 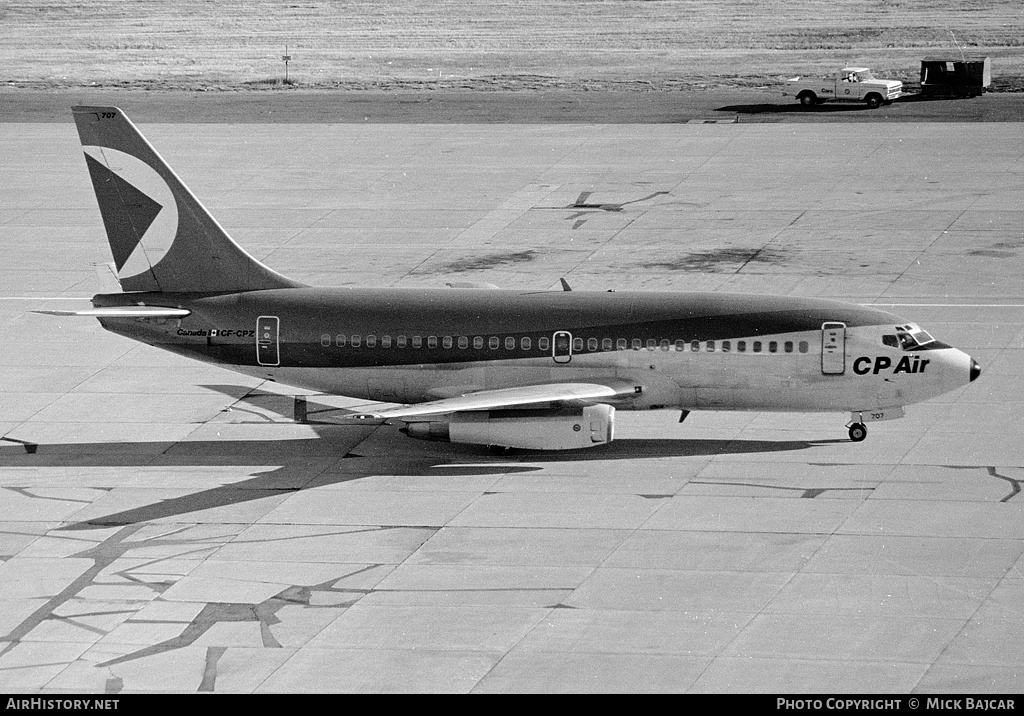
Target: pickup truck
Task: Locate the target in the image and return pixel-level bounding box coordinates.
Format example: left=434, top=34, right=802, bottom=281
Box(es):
left=784, top=68, right=903, bottom=108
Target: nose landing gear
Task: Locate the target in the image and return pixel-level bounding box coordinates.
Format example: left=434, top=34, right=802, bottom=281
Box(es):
left=845, top=407, right=904, bottom=442
left=847, top=422, right=867, bottom=442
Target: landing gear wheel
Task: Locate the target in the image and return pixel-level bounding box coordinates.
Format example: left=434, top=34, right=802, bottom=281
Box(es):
left=848, top=423, right=867, bottom=442
left=799, top=93, right=817, bottom=107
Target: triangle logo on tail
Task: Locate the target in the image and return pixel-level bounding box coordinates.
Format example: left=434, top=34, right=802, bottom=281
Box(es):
left=82, top=146, right=179, bottom=284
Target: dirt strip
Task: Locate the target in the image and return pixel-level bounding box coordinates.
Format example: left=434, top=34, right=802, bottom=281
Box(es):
left=2, top=88, right=1022, bottom=123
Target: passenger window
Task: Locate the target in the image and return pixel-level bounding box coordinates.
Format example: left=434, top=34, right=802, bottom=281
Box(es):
left=396, top=335, right=406, bottom=348
left=320, top=334, right=331, bottom=347
left=588, top=338, right=598, bottom=351
left=427, top=336, right=437, bottom=348
left=443, top=336, right=453, bottom=349
left=411, top=336, right=421, bottom=348
left=521, top=337, right=532, bottom=350
left=366, top=335, right=377, bottom=348
left=603, top=338, right=613, bottom=351
left=784, top=341, right=793, bottom=353
left=737, top=340, right=746, bottom=353
left=352, top=334, right=361, bottom=347
left=539, top=337, right=550, bottom=351
left=646, top=339, right=657, bottom=350
left=631, top=339, right=642, bottom=350
left=474, top=336, right=483, bottom=349
left=722, top=341, right=731, bottom=353
left=382, top=335, right=392, bottom=348
left=660, top=339, right=670, bottom=351
left=458, top=336, right=468, bottom=349
left=769, top=341, right=778, bottom=353
left=336, top=334, right=346, bottom=347
left=617, top=339, right=628, bottom=351
left=489, top=337, right=499, bottom=349
left=691, top=340, right=700, bottom=353
left=706, top=341, right=715, bottom=352
left=574, top=337, right=583, bottom=351
left=675, top=340, right=685, bottom=352
left=799, top=341, right=809, bottom=353
left=506, top=337, right=516, bottom=350
left=753, top=341, right=762, bottom=353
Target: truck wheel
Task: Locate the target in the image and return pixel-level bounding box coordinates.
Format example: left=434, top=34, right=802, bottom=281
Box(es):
left=799, top=92, right=817, bottom=107
left=865, top=94, right=883, bottom=109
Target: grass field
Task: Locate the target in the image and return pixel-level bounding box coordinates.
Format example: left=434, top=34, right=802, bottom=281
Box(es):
left=2, top=1, right=1022, bottom=91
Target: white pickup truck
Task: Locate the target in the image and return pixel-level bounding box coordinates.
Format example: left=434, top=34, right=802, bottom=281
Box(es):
left=785, top=67, right=903, bottom=108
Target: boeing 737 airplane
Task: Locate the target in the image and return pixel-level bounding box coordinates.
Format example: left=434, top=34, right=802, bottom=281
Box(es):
left=40, top=106, right=981, bottom=451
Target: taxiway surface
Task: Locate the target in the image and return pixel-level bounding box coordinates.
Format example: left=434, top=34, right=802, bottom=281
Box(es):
left=1, top=119, right=1022, bottom=693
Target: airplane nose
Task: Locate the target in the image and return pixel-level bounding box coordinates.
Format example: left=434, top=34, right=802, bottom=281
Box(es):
left=970, top=358, right=982, bottom=382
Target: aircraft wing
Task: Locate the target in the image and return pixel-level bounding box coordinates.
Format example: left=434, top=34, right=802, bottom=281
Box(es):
left=349, top=379, right=641, bottom=420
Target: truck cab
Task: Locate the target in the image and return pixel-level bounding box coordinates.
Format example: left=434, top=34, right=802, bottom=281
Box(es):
left=785, top=67, right=903, bottom=108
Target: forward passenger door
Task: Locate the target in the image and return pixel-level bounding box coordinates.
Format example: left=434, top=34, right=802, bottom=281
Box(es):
left=821, top=322, right=846, bottom=375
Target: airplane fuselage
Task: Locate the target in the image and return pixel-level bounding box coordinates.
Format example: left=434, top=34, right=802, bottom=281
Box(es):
left=93, top=288, right=974, bottom=418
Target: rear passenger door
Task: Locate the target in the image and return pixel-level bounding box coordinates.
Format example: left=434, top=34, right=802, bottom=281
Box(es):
left=257, top=315, right=280, bottom=366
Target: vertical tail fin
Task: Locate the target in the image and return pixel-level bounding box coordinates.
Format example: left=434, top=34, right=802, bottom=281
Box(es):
left=72, top=106, right=303, bottom=293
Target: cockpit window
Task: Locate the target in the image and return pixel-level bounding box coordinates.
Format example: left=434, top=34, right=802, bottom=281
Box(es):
left=882, top=335, right=898, bottom=348
left=911, top=330, right=934, bottom=346
left=892, top=329, right=935, bottom=350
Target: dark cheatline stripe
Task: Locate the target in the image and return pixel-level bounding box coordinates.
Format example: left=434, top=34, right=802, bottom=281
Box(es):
left=98, top=288, right=904, bottom=369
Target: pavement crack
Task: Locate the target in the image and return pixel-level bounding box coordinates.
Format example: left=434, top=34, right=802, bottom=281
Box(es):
left=987, top=466, right=1022, bottom=503
left=688, top=480, right=874, bottom=498
left=198, top=646, right=227, bottom=693
left=946, top=465, right=1022, bottom=502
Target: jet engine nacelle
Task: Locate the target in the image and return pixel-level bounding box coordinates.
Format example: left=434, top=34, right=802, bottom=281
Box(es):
left=401, top=404, right=615, bottom=451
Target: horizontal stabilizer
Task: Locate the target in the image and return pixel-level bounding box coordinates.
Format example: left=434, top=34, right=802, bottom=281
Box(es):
left=348, top=380, right=641, bottom=420
left=33, top=306, right=191, bottom=318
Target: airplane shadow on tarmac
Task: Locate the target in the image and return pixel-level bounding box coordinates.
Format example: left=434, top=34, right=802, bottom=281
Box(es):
left=0, top=432, right=844, bottom=531
left=0, top=385, right=844, bottom=530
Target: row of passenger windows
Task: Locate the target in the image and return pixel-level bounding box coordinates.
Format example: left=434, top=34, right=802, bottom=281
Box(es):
left=319, top=333, right=811, bottom=354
